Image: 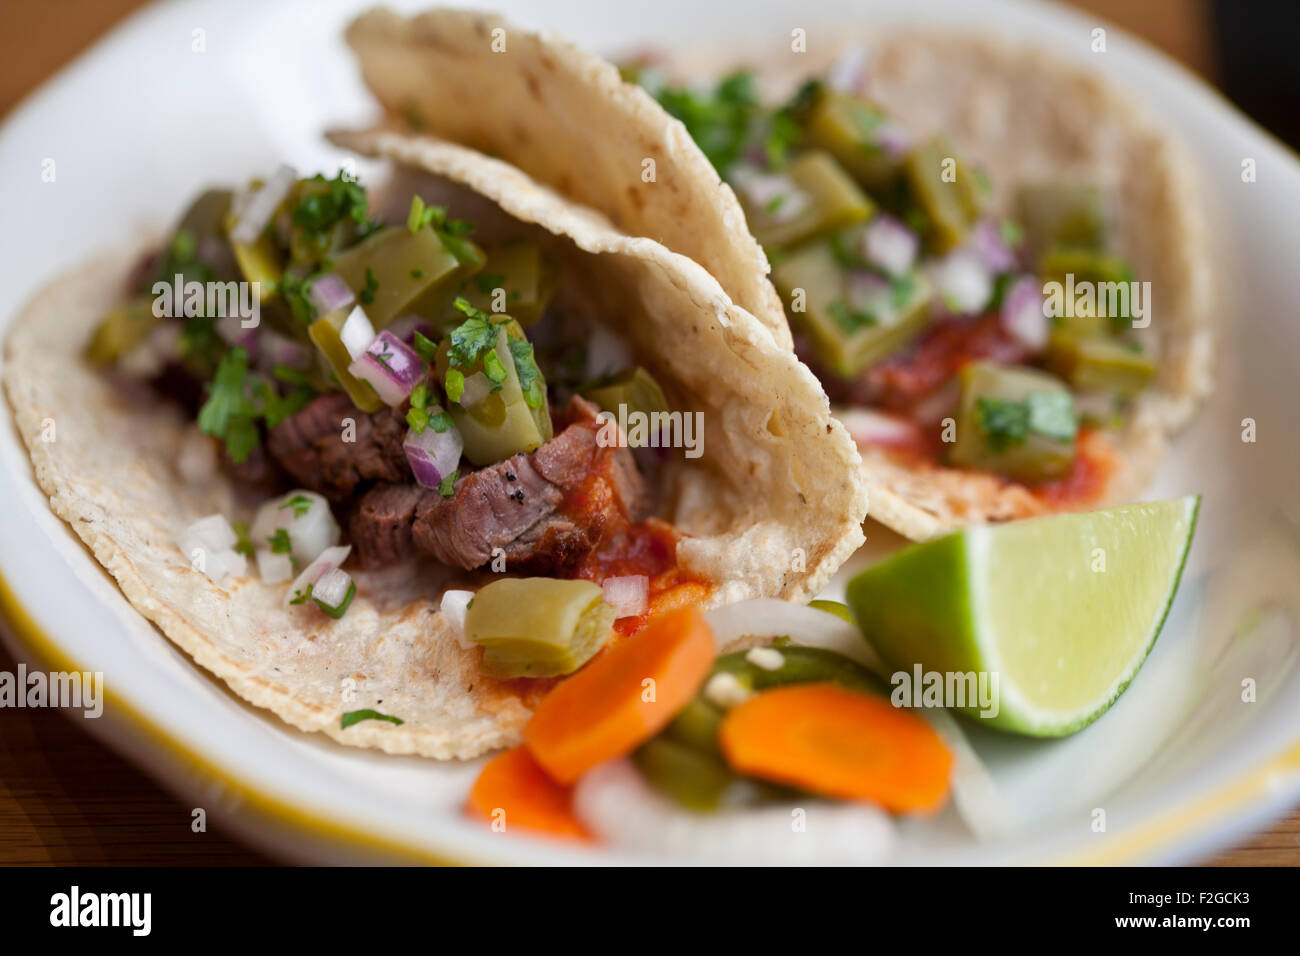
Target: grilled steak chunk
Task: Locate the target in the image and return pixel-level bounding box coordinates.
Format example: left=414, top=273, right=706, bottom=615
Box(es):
left=348, top=483, right=434, bottom=568
left=347, top=397, right=647, bottom=572
left=266, top=392, right=410, bottom=503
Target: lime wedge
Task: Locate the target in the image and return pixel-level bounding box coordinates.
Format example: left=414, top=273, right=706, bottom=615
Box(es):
left=845, top=497, right=1200, bottom=736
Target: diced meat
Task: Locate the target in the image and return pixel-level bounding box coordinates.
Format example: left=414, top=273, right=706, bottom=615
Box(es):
left=348, top=483, right=435, bottom=568
left=346, top=396, right=647, bottom=572
left=266, top=392, right=410, bottom=503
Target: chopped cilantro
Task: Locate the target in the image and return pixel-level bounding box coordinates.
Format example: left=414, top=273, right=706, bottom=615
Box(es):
left=828, top=299, right=878, bottom=333
left=410, top=268, right=425, bottom=279
left=438, top=470, right=460, bottom=498
left=406, top=196, right=479, bottom=265
left=231, top=521, right=255, bottom=558
left=444, top=369, right=465, bottom=404
left=359, top=266, right=379, bottom=305
left=446, top=298, right=501, bottom=368
left=267, top=528, right=292, bottom=554
left=482, top=349, right=507, bottom=384
left=196, top=347, right=260, bottom=463
left=340, top=709, right=404, bottom=729
left=406, top=404, right=429, bottom=434
left=651, top=70, right=762, bottom=178
left=291, top=171, right=379, bottom=248
left=290, top=584, right=313, bottom=605
left=474, top=271, right=506, bottom=295
left=428, top=410, right=453, bottom=433
left=508, top=337, right=545, bottom=410
left=411, top=331, right=439, bottom=365
left=313, top=580, right=356, bottom=619
left=279, top=493, right=314, bottom=518
left=975, top=396, right=1030, bottom=452
left=409, top=381, right=429, bottom=410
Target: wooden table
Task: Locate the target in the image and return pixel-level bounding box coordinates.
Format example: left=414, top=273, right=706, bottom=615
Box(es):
left=1, top=0, right=1296, bottom=867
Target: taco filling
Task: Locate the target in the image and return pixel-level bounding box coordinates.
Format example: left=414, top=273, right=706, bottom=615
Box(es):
left=629, top=60, right=1159, bottom=509
left=87, top=167, right=713, bottom=671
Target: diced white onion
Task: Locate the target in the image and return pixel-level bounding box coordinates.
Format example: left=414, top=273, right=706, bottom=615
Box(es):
left=256, top=549, right=293, bottom=584
left=285, top=544, right=351, bottom=607
left=861, top=214, right=919, bottom=277
left=999, top=274, right=1049, bottom=350
left=732, top=164, right=810, bottom=222
left=826, top=44, right=869, bottom=93
left=251, top=490, right=339, bottom=567
left=308, top=273, right=355, bottom=316
left=311, top=568, right=353, bottom=609
left=229, top=164, right=297, bottom=245
left=602, top=575, right=649, bottom=619
left=931, top=250, right=992, bottom=315
left=176, top=428, right=218, bottom=485
left=704, top=672, right=754, bottom=710
left=176, top=514, right=245, bottom=584
left=573, top=759, right=895, bottom=865
left=338, top=305, right=377, bottom=361
left=584, top=323, right=634, bottom=381
left=837, top=407, right=919, bottom=448
left=704, top=598, right=883, bottom=674
left=440, top=589, right=476, bottom=650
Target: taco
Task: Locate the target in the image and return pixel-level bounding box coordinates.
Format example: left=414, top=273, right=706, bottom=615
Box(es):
left=348, top=17, right=1211, bottom=541
left=3, top=137, right=866, bottom=758
left=619, top=32, right=1214, bottom=539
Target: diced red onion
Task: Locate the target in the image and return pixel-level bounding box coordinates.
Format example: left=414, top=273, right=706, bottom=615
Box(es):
left=969, top=219, right=1017, bottom=274
left=874, top=120, right=912, bottom=157
left=285, top=544, right=350, bottom=607
left=825, top=45, right=869, bottom=93
left=386, top=313, right=437, bottom=346
left=861, top=214, right=919, bottom=277
left=931, top=250, right=992, bottom=315
left=845, top=270, right=892, bottom=318
left=912, top=379, right=961, bottom=426
left=602, top=575, right=649, bottom=619
left=308, top=273, right=355, bottom=316
left=256, top=549, right=293, bottom=584
left=457, top=371, right=494, bottom=409
left=256, top=330, right=312, bottom=372
left=348, top=330, right=427, bottom=407
left=311, top=568, right=353, bottom=609
left=404, top=410, right=463, bottom=489
left=440, top=589, right=476, bottom=649
left=216, top=314, right=258, bottom=350
left=338, top=305, right=376, bottom=361
left=838, top=407, right=920, bottom=450
left=229, top=164, right=297, bottom=245
left=1000, top=274, right=1049, bottom=350
left=731, top=163, right=810, bottom=222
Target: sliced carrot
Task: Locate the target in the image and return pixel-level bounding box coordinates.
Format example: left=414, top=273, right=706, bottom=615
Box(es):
left=465, top=746, right=589, bottom=841
left=525, top=605, right=715, bottom=784
left=718, top=683, right=953, bottom=814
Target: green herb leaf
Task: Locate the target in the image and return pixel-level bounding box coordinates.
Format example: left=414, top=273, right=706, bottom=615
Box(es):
left=267, top=528, right=292, bottom=554
left=482, top=348, right=507, bottom=384
left=445, top=369, right=465, bottom=404
left=411, top=331, right=439, bottom=365
left=438, top=469, right=460, bottom=498
left=428, top=411, right=453, bottom=433
left=975, top=397, right=1030, bottom=452
left=406, top=404, right=429, bottom=434
left=279, top=493, right=314, bottom=518
left=341, top=708, right=404, bottom=729
left=290, top=583, right=314, bottom=605
left=359, top=266, right=379, bottom=305
left=231, top=521, right=255, bottom=558
left=197, top=347, right=261, bottom=464
left=314, top=580, right=356, bottom=620
left=1026, top=391, right=1078, bottom=443
left=508, top=337, right=545, bottom=410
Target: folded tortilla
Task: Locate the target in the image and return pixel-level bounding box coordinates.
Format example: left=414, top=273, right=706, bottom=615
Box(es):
left=3, top=136, right=866, bottom=759
left=348, top=10, right=1211, bottom=540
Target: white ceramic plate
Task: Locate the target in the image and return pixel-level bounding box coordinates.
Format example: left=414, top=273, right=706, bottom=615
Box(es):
left=2, top=0, right=1299, bottom=865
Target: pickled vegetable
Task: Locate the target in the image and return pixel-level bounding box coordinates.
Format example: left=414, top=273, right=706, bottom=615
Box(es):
left=222, top=207, right=283, bottom=301
left=809, top=599, right=854, bottom=623
left=85, top=297, right=159, bottom=366
left=903, top=136, right=985, bottom=252
left=288, top=178, right=359, bottom=267
left=449, top=241, right=555, bottom=327
left=1016, top=184, right=1108, bottom=257
left=800, top=88, right=904, bottom=192
left=307, top=307, right=384, bottom=413
left=582, top=366, right=669, bottom=418
left=436, top=319, right=552, bottom=466
left=634, top=737, right=776, bottom=812
left=1046, top=332, right=1157, bottom=396
left=465, top=577, right=615, bottom=678
left=331, top=225, right=462, bottom=329
left=772, top=238, right=933, bottom=377
left=711, top=646, right=884, bottom=696
left=738, top=150, right=873, bottom=251
left=662, top=696, right=725, bottom=755
left=1038, top=246, right=1137, bottom=333
left=949, top=361, right=1078, bottom=482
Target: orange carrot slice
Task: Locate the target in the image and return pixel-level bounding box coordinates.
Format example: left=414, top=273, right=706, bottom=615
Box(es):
left=465, top=746, right=589, bottom=841
left=719, top=683, right=953, bottom=814
left=525, top=606, right=715, bottom=784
